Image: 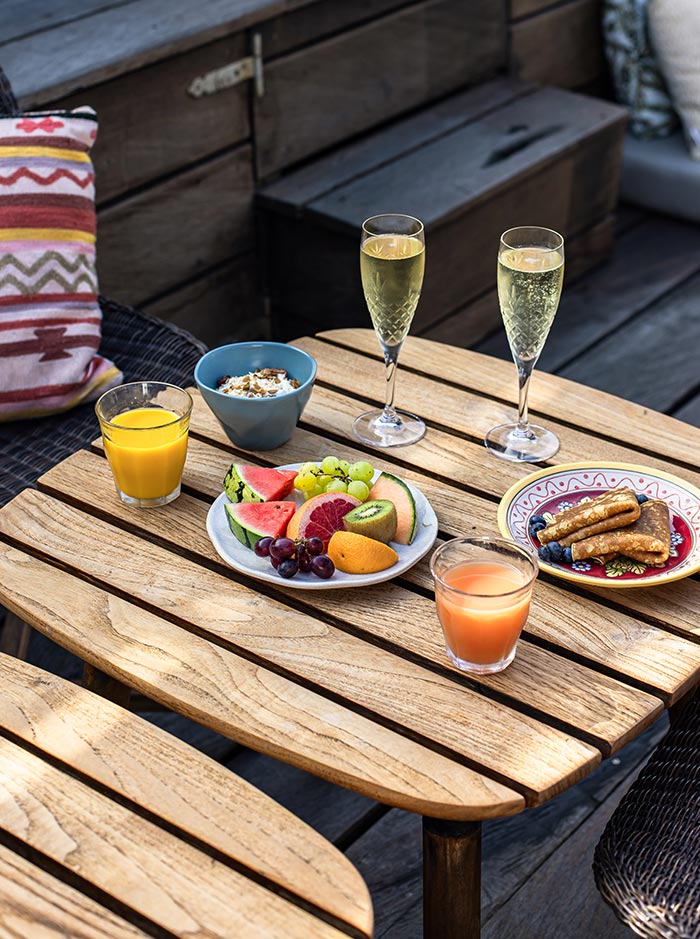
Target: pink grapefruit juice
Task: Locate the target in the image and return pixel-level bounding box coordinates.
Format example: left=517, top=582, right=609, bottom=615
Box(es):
left=103, top=407, right=189, bottom=500
left=435, top=560, right=532, bottom=665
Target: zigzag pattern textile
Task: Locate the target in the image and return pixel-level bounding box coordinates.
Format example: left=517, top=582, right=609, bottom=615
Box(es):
left=0, top=108, right=121, bottom=420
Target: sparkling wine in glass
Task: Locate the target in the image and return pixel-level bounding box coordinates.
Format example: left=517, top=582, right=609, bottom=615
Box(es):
left=484, top=226, right=564, bottom=462
left=352, top=214, right=426, bottom=448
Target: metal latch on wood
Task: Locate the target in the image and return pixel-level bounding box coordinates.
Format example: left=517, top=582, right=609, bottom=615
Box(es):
left=188, top=33, right=264, bottom=98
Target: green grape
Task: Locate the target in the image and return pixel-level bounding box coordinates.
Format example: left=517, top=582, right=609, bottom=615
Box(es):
left=294, top=472, right=318, bottom=493
left=304, top=485, right=324, bottom=501
left=326, top=479, right=348, bottom=493
left=317, top=474, right=333, bottom=491
left=299, top=462, right=320, bottom=475
left=338, top=460, right=350, bottom=475
left=321, top=456, right=341, bottom=475
left=348, top=460, right=374, bottom=484
left=347, top=480, right=370, bottom=501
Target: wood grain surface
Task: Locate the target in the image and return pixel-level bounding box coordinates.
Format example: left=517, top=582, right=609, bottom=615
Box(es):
left=0, top=329, right=697, bottom=841
left=0, top=735, right=347, bottom=939
left=0, top=841, right=150, bottom=939
left=0, top=653, right=372, bottom=936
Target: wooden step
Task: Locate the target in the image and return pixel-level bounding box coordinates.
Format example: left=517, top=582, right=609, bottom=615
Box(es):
left=258, top=78, right=626, bottom=341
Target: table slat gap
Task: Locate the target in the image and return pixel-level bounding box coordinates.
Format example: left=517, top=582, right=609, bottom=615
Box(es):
left=0, top=489, right=661, bottom=767
left=0, top=518, right=655, bottom=758
left=0, top=493, right=603, bottom=804
left=0, top=735, right=349, bottom=939
left=27, top=458, right=697, bottom=694
left=0, top=540, right=529, bottom=816
left=47, top=443, right=700, bottom=663
left=0, top=840, right=152, bottom=939
left=0, top=830, right=173, bottom=939
left=297, top=380, right=700, bottom=503
left=0, top=722, right=359, bottom=936
left=0, top=536, right=592, bottom=805
left=308, top=330, right=700, bottom=469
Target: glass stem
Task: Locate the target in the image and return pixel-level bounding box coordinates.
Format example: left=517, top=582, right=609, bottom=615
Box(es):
left=381, top=344, right=401, bottom=425
left=515, top=358, right=535, bottom=437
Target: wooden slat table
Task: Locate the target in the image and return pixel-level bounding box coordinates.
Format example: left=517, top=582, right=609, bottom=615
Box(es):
left=0, top=652, right=372, bottom=939
left=2, top=328, right=700, bottom=938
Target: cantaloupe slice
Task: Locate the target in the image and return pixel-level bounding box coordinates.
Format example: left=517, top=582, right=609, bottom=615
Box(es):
left=367, top=472, right=417, bottom=545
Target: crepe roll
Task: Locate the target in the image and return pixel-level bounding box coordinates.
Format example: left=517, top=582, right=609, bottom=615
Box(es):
left=538, top=488, right=640, bottom=546
left=570, top=500, right=671, bottom=567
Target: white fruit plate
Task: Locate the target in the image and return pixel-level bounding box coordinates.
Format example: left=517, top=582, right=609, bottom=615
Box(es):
left=206, top=463, right=439, bottom=590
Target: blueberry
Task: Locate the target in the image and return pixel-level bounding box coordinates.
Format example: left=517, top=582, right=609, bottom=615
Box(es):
left=563, top=546, right=573, bottom=564
left=636, top=494, right=649, bottom=504
left=538, top=544, right=552, bottom=561
left=530, top=515, right=546, bottom=525
left=529, top=519, right=546, bottom=536
left=548, top=541, right=563, bottom=562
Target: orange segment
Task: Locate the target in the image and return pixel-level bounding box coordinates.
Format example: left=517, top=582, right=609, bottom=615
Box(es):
left=327, top=531, right=398, bottom=574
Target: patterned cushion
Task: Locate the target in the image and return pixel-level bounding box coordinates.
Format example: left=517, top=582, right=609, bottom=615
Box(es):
left=648, top=0, right=700, bottom=160
left=603, top=0, right=679, bottom=139
left=0, top=107, right=121, bottom=420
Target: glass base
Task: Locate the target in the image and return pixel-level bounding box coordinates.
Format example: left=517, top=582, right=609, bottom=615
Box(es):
left=446, top=642, right=518, bottom=675
left=484, top=422, right=559, bottom=462
left=352, top=409, right=426, bottom=448
left=117, top=483, right=181, bottom=508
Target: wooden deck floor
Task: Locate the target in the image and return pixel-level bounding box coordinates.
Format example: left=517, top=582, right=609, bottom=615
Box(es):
left=11, top=203, right=700, bottom=938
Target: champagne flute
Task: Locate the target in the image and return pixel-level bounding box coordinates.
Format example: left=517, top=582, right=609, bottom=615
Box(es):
left=352, top=214, right=426, bottom=447
left=485, top=226, right=564, bottom=462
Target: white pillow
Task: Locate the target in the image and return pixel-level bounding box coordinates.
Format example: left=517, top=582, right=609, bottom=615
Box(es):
left=648, top=0, right=700, bottom=159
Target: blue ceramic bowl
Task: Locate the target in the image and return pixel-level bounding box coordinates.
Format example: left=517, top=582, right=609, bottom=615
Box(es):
left=194, top=342, right=317, bottom=451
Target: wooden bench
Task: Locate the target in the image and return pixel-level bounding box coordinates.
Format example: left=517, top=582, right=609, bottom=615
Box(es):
left=0, top=652, right=373, bottom=939
left=258, top=77, right=627, bottom=342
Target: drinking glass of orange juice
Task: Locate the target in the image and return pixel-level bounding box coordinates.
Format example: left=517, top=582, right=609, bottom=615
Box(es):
left=430, top=537, right=538, bottom=674
left=95, top=382, right=193, bottom=508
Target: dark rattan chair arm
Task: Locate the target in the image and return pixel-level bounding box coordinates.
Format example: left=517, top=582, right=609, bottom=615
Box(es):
left=593, top=693, right=700, bottom=939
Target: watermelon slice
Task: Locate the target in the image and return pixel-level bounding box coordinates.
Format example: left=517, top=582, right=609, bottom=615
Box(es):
left=225, top=501, right=296, bottom=549
left=224, top=463, right=296, bottom=503
left=368, top=471, right=417, bottom=545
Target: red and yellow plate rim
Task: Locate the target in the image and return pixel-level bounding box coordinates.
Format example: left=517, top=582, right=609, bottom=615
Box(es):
left=497, top=461, right=700, bottom=589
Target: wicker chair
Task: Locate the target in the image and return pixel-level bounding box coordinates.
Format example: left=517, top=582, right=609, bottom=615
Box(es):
left=593, top=693, right=700, bottom=939
left=0, top=69, right=207, bottom=507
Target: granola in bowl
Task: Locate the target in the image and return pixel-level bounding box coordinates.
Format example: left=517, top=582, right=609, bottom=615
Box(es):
left=217, top=368, right=300, bottom=399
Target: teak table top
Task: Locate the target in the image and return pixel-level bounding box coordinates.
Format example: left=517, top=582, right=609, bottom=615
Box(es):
left=0, top=652, right=372, bottom=939
left=1, top=329, right=699, bottom=936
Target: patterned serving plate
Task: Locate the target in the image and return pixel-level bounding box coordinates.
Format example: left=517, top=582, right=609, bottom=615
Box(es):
left=497, top=462, right=700, bottom=588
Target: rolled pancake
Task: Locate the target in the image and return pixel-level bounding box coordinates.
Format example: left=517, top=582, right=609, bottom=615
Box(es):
left=558, top=508, right=640, bottom=547
left=570, top=500, right=671, bottom=566
left=538, top=488, right=640, bottom=545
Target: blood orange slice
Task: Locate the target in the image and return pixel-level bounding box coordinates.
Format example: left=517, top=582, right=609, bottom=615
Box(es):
left=286, top=492, right=361, bottom=548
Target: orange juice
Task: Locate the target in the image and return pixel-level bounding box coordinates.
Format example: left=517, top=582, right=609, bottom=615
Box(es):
left=102, top=407, right=189, bottom=500
left=435, top=560, right=532, bottom=666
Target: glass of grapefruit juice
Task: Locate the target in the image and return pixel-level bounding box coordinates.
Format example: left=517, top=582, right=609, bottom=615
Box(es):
left=430, top=537, right=538, bottom=674
left=95, top=382, right=193, bottom=508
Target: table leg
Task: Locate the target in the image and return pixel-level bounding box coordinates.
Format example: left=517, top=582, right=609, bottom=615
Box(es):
left=83, top=663, right=132, bottom=708
left=422, top=816, right=481, bottom=939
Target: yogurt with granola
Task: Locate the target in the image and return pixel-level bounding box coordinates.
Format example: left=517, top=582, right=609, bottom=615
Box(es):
left=217, top=368, right=300, bottom=399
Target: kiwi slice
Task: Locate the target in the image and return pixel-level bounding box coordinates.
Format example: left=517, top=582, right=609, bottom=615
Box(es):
left=343, top=500, right=397, bottom=544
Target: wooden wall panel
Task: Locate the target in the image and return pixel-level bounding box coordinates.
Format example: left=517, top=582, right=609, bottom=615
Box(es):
left=144, top=253, right=262, bottom=347
left=509, top=0, right=557, bottom=18
left=254, top=0, right=507, bottom=178
left=259, top=0, right=413, bottom=59
left=55, top=33, right=250, bottom=204
left=97, top=145, right=254, bottom=306
left=510, top=0, right=605, bottom=89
